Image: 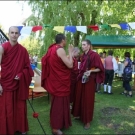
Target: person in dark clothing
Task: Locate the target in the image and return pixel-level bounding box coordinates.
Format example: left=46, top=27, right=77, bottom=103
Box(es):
left=121, top=52, right=133, bottom=97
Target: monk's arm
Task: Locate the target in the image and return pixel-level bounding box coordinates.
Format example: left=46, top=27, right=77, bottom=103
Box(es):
left=57, top=48, right=73, bottom=68
left=84, top=68, right=100, bottom=77
left=90, top=68, right=100, bottom=72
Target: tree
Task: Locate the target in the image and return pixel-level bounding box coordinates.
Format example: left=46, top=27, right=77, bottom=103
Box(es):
left=27, top=0, right=135, bottom=58
left=20, top=36, right=41, bottom=57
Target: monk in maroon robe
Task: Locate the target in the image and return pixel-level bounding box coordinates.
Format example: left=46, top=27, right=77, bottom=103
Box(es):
left=72, top=39, right=104, bottom=129
left=41, top=34, right=73, bottom=135
left=70, top=47, right=80, bottom=105
left=0, top=26, right=34, bottom=135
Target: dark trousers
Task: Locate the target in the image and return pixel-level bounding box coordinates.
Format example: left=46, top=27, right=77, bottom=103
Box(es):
left=123, top=81, right=131, bottom=91
left=34, top=62, right=37, bottom=67
left=104, top=69, right=114, bottom=86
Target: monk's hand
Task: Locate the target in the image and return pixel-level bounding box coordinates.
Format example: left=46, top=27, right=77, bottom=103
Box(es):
left=0, top=84, right=3, bottom=95
left=68, top=44, right=74, bottom=53
left=84, top=70, right=91, bottom=77
left=14, top=75, right=19, bottom=80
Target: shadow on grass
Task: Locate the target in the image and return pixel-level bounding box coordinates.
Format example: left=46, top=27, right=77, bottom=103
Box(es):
left=99, top=107, right=135, bottom=134
left=27, top=80, right=135, bottom=134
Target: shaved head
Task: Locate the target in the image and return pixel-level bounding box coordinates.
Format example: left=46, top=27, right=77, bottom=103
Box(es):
left=8, top=26, right=20, bottom=44
left=72, top=47, right=80, bottom=58
left=9, top=26, right=19, bottom=33
left=73, top=47, right=80, bottom=53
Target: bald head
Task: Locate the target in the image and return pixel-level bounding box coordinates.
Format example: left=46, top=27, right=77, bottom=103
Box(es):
left=73, top=47, right=80, bottom=53
left=9, top=26, right=19, bottom=34
left=73, top=47, right=80, bottom=58
left=8, top=26, right=20, bottom=43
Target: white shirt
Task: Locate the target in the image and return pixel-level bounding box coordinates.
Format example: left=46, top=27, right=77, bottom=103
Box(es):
left=33, top=56, right=38, bottom=62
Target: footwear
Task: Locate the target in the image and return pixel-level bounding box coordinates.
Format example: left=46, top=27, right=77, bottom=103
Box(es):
left=126, top=94, right=132, bottom=97
left=103, top=91, right=107, bottom=94
left=97, top=91, right=102, bottom=94
left=52, top=130, right=63, bottom=135
left=74, top=117, right=80, bottom=120
left=84, top=123, right=90, bottom=130
left=121, top=92, right=127, bottom=95
left=22, top=133, right=26, bottom=135
left=108, top=92, right=113, bottom=95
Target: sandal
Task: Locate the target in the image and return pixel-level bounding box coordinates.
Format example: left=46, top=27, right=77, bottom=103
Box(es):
left=52, top=130, right=63, bottom=135
left=84, top=123, right=90, bottom=130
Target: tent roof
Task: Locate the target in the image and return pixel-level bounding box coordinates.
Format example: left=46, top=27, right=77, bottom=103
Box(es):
left=85, top=35, right=135, bottom=48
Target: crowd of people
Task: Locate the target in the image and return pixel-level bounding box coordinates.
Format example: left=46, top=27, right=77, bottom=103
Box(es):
left=0, top=27, right=133, bottom=135
left=41, top=34, right=133, bottom=134
left=96, top=50, right=133, bottom=97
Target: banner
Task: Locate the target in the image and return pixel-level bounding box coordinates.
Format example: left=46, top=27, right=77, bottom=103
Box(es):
left=0, top=29, right=9, bottom=45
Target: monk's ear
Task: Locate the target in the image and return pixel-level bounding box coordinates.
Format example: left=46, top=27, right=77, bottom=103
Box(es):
left=90, top=45, right=93, bottom=50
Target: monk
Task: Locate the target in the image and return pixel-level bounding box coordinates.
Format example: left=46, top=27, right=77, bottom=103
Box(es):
left=70, top=47, right=80, bottom=107
left=72, top=39, right=104, bottom=129
left=41, top=34, right=73, bottom=135
left=0, top=26, right=34, bottom=135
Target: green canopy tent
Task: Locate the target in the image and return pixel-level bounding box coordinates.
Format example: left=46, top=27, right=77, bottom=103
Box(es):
left=85, top=35, right=135, bottom=48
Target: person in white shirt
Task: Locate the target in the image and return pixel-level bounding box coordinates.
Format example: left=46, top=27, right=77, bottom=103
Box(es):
left=33, top=54, right=38, bottom=67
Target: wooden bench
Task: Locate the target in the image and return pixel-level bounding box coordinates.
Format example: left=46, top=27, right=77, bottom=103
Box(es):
left=29, top=69, right=49, bottom=103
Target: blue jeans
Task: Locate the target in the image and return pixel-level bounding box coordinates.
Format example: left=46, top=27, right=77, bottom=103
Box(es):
left=123, top=81, right=131, bottom=91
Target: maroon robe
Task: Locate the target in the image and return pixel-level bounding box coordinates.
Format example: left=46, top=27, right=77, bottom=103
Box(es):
left=0, top=42, right=34, bottom=135
left=41, top=43, right=72, bottom=129
left=72, top=50, right=104, bottom=124
left=70, top=58, right=79, bottom=103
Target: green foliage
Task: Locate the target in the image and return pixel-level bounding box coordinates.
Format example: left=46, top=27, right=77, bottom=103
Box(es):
left=27, top=0, right=135, bottom=58
left=20, top=36, right=41, bottom=56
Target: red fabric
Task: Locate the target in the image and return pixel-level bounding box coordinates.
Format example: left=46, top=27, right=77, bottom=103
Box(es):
left=50, top=95, right=71, bottom=129
left=41, top=43, right=71, bottom=96
left=71, top=50, right=105, bottom=124
left=71, top=58, right=79, bottom=82
left=0, top=42, right=34, bottom=100
left=70, top=58, right=79, bottom=103
left=87, top=25, right=99, bottom=31
left=0, top=91, right=28, bottom=135
left=32, top=26, right=43, bottom=32
left=78, top=50, right=105, bottom=84
left=72, top=79, right=95, bottom=124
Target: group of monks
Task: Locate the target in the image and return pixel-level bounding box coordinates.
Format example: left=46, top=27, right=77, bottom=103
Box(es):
left=41, top=34, right=105, bottom=135
left=0, top=26, right=104, bottom=135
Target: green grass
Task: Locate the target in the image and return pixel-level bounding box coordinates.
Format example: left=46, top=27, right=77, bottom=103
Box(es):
left=37, top=62, right=41, bottom=70
left=27, top=79, right=135, bottom=134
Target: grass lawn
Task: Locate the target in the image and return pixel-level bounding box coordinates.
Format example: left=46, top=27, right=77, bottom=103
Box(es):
left=27, top=78, right=135, bottom=134
left=37, top=62, right=41, bottom=70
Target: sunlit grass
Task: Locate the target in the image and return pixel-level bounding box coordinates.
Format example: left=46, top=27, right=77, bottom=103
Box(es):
left=27, top=79, right=135, bottom=134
